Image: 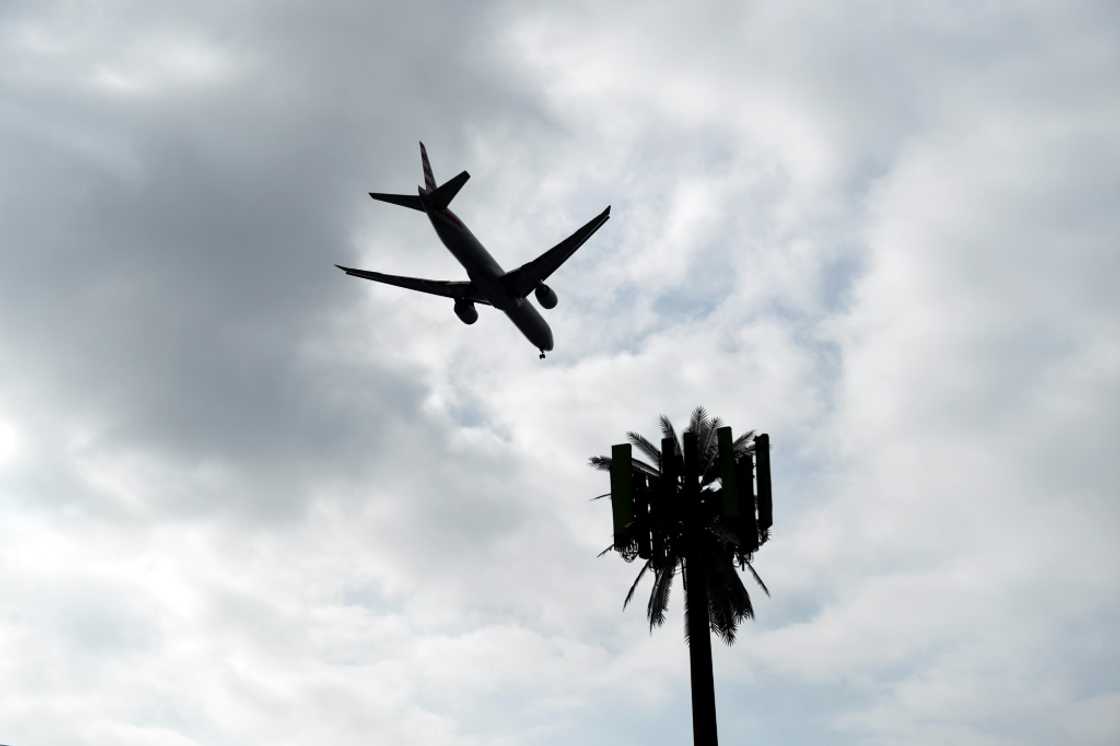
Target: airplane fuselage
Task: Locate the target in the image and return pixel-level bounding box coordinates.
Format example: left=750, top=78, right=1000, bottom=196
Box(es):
left=425, top=205, right=554, bottom=353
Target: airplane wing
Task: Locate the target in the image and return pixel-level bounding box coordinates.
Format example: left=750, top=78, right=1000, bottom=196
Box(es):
left=503, top=206, right=610, bottom=298
left=335, top=265, right=492, bottom=305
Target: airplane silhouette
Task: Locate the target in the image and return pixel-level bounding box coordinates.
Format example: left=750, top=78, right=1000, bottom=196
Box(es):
left=337, top=142, right=610, bottom=359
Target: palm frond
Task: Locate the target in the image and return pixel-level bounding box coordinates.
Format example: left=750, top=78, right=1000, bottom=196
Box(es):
left=680, top=552, right=745, bottom=646
left=624, top=559, right=651, bottom=609
left=597, top=543, right=615, bottom=557
left=590, top=492, right=611, bottom=501
left=709, top=594, right=745, bottom=645
left=707, top=581, right=739, bottom=644
left=589, top=455, right=612, bottom=471
left=744, top=559, right=770, bottom=596
left=707, top=553, right=754, bottom=644
left=589, top=454, right=659, bottom=477
left=699, top=415, right=721, bottom=460
left=627, top=432, right=663, bottom=469
left=658, top=415, right=680, bottom=454
left=688, top=406, right=708, bottom=435
left=733, top=431, right=756, bottom=452
left=647, top=561, right=677, bottom=630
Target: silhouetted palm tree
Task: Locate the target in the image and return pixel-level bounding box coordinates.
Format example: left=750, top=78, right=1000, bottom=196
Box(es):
left=590, top=406, right=769, bottom=641
left=591, top=406, right=769, bottom=746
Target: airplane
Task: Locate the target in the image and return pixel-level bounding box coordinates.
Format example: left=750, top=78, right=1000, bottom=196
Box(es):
left=336, top=142, right=610, bottom=359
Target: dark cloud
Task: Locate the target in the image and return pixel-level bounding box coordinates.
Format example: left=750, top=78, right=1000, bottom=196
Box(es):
left=1, top=2, right=1118, bottom=745
left=0, top=0, right=551, bottom=522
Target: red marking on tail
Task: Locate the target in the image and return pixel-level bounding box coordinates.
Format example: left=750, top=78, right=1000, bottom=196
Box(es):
left=419, top=141, right=436, bottom=192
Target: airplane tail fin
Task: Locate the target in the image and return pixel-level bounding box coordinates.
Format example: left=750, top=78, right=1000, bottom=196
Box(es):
left=367, top=143, right=468, bottom=212
left=420, top=141, right=436, bottom=192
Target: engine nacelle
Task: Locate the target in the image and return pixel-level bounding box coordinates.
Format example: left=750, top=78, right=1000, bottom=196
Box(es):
left=454, top=299, right=478, bottom=325
left=534, top=283, right=558, bottom=309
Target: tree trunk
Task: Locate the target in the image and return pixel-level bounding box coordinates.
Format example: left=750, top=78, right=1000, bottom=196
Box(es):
left=685, top=547, right=718, bottom=746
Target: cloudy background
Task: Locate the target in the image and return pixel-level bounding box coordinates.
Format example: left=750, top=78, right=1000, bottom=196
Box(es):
left=2, top=1, right=1118, bottom=744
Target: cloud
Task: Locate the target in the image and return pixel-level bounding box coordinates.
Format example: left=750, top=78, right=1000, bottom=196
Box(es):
left=1, top=1, right=1117, bottom=745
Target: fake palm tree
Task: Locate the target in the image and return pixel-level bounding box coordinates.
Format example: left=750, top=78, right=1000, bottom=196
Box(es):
left=590, top=407, right=772, bottom=746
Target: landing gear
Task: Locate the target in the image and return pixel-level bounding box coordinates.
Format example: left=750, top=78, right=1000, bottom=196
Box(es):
left=539, top=350, right=547, bottom=359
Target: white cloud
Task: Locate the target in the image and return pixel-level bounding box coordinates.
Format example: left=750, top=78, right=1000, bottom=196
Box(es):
left=1, top=1, right=1117, bottom=745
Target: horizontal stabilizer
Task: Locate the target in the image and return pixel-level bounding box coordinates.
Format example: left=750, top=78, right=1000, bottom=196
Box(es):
left=429, top=170, right=470, bottom=210
left=369, top=192, right=426, bottom=211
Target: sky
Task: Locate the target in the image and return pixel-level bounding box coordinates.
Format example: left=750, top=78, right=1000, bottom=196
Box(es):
left=1, top=1, right=1118, bottom=744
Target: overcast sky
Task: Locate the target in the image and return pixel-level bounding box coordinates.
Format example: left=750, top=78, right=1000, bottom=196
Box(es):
left=2, top=2, right=1118, bottom=745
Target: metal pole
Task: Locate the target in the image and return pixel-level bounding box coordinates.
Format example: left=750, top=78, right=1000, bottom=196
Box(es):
left=683, top=432, right=718, bottom=746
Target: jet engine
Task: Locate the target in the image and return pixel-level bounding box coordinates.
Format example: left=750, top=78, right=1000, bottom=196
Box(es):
left=454, top=299, right=478, bottom=325
left=534, top=283, right=558, bottom=309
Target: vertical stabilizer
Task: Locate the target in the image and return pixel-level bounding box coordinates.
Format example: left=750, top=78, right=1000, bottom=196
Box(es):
left=419, top=141, right=436, bottom=192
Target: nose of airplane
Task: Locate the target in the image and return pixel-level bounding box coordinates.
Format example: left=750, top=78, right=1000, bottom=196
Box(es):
left=509, top=302, right=554, bottom=354
left=537, top=322, right=554, bottom=352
